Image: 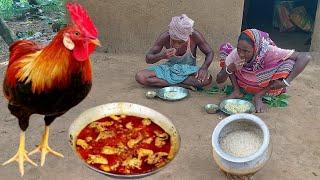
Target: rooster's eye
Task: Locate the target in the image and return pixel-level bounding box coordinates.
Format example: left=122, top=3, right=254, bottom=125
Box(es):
left=74, top=32, right=80, bottom=36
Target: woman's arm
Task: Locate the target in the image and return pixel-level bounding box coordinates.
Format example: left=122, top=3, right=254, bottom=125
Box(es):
left=216, top=68, right=229, bottom=84
left=216, top=62, right=240, bottom=84
left=267, top=52, right=312, bottom=90
left=252, top=52, right=311, bottom=113
left=285, top=52, right=312, bottom=84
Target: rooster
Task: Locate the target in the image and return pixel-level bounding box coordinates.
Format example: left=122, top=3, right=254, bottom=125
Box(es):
left=2, top=3, right=100, bottom=176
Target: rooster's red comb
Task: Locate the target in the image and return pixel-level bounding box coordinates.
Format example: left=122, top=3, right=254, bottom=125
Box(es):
left=66, top=2, right=98, bottom=38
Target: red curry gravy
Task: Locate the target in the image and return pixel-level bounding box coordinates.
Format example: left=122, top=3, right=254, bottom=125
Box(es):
left=76, top=115, right=171, bottom=175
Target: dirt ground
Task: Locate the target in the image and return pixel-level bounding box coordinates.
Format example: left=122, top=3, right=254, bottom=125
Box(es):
left=0, top=53, right=319, bottom=180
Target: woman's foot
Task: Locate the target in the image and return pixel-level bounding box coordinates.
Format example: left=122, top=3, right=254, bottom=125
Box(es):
left=253, top=95, right=267, bottom=113
left=227, top=90, right=243, bottom=99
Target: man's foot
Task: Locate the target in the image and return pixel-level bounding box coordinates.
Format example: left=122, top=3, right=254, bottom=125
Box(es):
left=227, top=90, right=243, bottom=99
left=253, top=95, right=267, bottom=113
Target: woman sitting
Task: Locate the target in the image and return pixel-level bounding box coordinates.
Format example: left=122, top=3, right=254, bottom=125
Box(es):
left=216, top=29, right=311, bottom=113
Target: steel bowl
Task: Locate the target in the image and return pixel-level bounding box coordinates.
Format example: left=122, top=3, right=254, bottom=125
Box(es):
left=205, top=104, right=220, bottom=114
left=68, top=102, right=180, bottom=178
left=145, top=90, right=157, bottom=99
left=211, top=113, right=271, bottom=176
left=219, top=99, right=255, bottom=115
left=156, top=86, right=189, bottom=101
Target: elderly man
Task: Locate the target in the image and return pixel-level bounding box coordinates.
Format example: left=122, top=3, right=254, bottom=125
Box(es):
left=135, top=14, right=213, bottom=90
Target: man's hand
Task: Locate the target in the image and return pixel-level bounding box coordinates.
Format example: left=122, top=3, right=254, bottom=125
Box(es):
left=162, top=48, right=177, bottom=59
left=195, top=67, right=209, bottom=82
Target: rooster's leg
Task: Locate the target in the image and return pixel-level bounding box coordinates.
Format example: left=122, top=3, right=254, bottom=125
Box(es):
left=29, top=126, right=64, bottom=166
left=2, top=131, right=37, bottom=176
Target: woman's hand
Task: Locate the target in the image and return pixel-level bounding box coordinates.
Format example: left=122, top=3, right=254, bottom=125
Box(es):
left=269, top=80, right=287, bottom=90
left=227, top=63, right=237, bottom=73
left=226, top=60, right=245, bottom=73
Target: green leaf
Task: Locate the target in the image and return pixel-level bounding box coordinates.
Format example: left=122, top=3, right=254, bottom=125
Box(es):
left=270, top=101, right=277, bottom=107
left=203, top=85, right=220, bottom=94
left=223, top=85, right=234, bottom=95
left=280, top=98, right=289, bottom=104
left=278, top=100, right=288, bottom=107
left=206, top=90, right=219, bottom=94
left=242, top=94, right=254, bottom=101
left=27, top=30, right=34, bottom=36
left=278, top=93, right=290, bottom=99
left=263, top=96, right=272, bottom=101
left=202, top=84, right=290, bottom=108
left=240, top=88, right=246, bottom=94
left=208, top=86, right=219, bottom=92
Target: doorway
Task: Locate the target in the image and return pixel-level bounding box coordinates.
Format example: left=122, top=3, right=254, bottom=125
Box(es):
left=242, top=0, right=318, bottom=52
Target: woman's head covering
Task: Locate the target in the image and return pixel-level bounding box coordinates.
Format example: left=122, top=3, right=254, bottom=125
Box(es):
left=240, top=29, right=275, bottom=71
left=169, top=14, right=194, bottom=42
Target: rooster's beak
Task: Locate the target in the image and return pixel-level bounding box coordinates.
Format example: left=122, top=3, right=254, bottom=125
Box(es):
left=90, top=39, right=101, bottom=47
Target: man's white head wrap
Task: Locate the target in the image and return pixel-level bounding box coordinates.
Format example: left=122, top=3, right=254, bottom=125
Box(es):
left=168, top=14, right=194, bottom=42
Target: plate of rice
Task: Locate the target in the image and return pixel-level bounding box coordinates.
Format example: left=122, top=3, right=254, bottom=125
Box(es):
left=219, top=99, right=255, bottom=115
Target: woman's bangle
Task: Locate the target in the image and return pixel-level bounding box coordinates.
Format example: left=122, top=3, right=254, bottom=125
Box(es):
left=283, top=79, right=291, bottom=86
left=225, top=66, right=233, bottom=75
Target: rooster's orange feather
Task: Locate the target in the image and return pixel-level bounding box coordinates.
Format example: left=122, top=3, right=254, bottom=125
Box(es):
left=5, top=30, right=92, bottom=94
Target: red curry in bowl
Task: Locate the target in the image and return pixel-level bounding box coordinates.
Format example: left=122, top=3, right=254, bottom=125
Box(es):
left=75, top=115, right=171, bottom=175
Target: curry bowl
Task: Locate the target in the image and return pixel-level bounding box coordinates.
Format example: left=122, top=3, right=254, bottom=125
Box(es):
left=219, top=99, right=255, bottom=115
left=68, top=102, right=180, bottom=178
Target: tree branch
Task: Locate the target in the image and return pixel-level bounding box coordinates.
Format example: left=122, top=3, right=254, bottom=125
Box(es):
left=0, top=17, right=16, bottom=46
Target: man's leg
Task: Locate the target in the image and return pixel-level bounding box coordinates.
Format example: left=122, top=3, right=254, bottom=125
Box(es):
left=135, top=70, right=169, bottom=87
left=136, top=70, right=212, bottom=89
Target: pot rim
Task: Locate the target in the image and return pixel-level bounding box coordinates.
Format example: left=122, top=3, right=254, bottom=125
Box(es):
left=68, top=102, right=181, bottom=178
left=212, top=113, right=269, bottom=163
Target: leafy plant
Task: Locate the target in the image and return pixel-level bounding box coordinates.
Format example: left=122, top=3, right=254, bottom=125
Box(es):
left=0, top=0, right=65, bottom=20
left=202, top=85, right=290, bottom=108
left=27, top=30, right=34, bottom=36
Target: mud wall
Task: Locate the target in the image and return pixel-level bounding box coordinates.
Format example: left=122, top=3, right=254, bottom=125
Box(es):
left=76, top=0, right=244, bottom=54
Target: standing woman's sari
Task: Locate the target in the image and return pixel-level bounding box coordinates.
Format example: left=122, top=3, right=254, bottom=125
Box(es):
left=219, top=29, right=295, bottom=96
